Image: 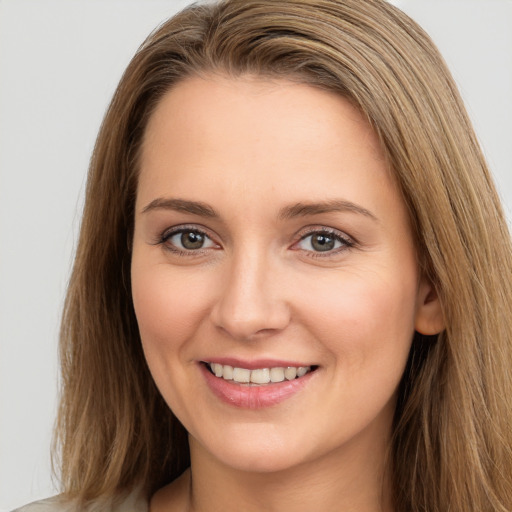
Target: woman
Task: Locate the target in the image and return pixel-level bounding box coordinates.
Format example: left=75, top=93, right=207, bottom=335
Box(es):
left=15, top=0, right=512, bottom=511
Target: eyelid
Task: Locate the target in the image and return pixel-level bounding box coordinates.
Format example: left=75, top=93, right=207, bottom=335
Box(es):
left=156, top=224, right=221, bottom=253
left=292, top=226, right=356, bottom=255
left=153, top=224, right=355, bottom=257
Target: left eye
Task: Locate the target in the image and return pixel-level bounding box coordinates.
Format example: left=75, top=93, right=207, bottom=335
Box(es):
left=166, top=230, right=217, bottom=251
left=296, top=231, right=349, bottom=252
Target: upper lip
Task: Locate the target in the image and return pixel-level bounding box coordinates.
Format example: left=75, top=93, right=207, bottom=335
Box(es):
left=200, top=357, right=316, bottom=370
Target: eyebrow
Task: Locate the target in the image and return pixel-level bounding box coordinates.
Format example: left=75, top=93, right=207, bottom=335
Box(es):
left=141, top=197, right=377, bottom=221
left=278, top=199, right=378, bottom=221
left=141, top=198, right=217, bottom=217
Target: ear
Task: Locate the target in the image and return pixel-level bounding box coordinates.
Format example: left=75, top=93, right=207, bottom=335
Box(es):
left=415, top=278, right=444, bottom=335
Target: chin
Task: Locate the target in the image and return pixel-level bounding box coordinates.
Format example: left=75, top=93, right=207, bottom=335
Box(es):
left=216, top=448, right=305, bottom=474
left=192, top=425, right=312, bottom=474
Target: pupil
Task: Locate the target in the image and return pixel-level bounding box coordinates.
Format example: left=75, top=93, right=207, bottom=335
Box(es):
left=312, top=233, right=335, bottom=251
left=181, top=231, right=204, bottom=250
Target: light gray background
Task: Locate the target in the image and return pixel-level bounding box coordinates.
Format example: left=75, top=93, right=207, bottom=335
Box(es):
left=1, top=1, right=511, bottom=510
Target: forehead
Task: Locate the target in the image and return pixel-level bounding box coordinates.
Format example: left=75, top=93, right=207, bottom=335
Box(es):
left=142, top=74, right=384, bottom=157
left=138, top=74, right=390, bottom=203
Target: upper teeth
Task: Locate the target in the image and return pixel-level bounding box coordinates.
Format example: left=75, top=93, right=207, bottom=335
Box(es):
left=208, top=363, right=311, bottom=384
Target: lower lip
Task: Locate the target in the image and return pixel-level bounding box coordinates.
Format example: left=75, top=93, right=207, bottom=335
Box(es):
left=200, top=364, right=315, bottom=409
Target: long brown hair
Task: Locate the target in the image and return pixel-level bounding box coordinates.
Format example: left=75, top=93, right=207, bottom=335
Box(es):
left=54, top=1, right=512, bottom=510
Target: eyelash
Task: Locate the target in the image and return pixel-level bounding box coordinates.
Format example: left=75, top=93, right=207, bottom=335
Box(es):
left=156, top=225, right=355, bottom=257
left=157, top=225, right=218, bottom=256
left=294, top=228, right=355, bottom=258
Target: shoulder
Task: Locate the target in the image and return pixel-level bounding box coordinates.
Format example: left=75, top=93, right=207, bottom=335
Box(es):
left=11, top=492, right=148, bottom=512
left=11, top=496, right=71, bottom=512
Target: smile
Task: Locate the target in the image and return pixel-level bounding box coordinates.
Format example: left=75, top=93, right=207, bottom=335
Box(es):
left=200, top=361, right=318, bottom=408
left=206, top=362, right=314, bottom=384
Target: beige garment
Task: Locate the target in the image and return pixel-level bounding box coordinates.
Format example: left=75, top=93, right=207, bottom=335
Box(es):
left=11, top=491, right=148, bottom=512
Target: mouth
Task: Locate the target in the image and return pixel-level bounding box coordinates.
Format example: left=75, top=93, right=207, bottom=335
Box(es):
left=203, top=362, right=318, bottom=385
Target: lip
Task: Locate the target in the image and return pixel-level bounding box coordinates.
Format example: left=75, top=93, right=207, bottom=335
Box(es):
left=199, top=360, right=317, bottom=409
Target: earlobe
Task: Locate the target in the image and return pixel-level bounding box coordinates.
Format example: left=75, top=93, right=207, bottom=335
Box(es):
left=415, top=279, right=445, bottom=335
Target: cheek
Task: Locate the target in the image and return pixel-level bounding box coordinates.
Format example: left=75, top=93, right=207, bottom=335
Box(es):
left=298, top=267, right=417, bottom=371
left=302, top=271, right=417, bottom=431
left=132, top=262, right=209, bottom=340
left=131, top=262, right=215, bottom=414
left=131, top=263, right=214, bottom=379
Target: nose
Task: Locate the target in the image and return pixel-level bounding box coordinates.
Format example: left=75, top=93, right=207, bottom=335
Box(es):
left=210, top=251, right=291, bottom=341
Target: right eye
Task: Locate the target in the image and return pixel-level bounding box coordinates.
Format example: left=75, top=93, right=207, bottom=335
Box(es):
left=161, top=228, right=218, bottom=252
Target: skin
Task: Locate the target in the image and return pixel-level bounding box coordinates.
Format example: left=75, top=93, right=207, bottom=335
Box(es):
left=131, top=75, right=443, bottom=512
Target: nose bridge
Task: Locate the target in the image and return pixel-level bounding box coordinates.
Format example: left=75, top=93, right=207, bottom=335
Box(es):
left=211, top=243, right=290, bottom=340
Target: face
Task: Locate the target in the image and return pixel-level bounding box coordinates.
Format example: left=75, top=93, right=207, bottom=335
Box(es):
left=131, top=75, right=439, bottom=475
